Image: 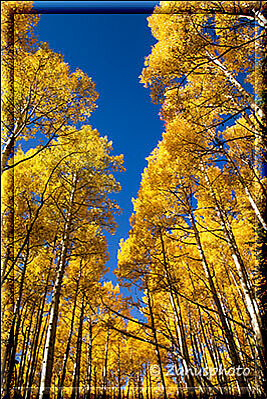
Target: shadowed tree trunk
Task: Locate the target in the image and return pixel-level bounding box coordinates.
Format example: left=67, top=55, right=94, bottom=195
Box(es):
left=146, top=282, right=168, bottom=399
left=85, top=317, right=93, bottom=399
left=71, top=293, right=85, bottom=399
left=57, top=271, right=80, bottom=399
left=102, top=328, right=110, bottom=399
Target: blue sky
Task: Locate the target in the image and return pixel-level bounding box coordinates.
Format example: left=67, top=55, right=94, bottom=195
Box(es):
left=33, top=2, right=163, bottom=286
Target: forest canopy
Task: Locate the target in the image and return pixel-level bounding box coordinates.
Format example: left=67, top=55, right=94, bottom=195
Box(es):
left=1, top=1, right=267, bottom=399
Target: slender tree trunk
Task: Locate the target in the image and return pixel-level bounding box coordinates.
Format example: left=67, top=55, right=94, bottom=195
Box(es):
left=225, top=265, right=257, bottom=363
left=39, top=172, right=77, bottom=399
left=2, top=239, right=30, bottom=396
left=15, top=302, right=31, bottom=393
left=206, top=310, right=230, bottom=395
left=187, top=310, right=201, bottom=368
left=186, top=262, right=219, bottom=376
left=146, top=283, right=168, bottom=399
left=102, top=328, right=110, bottom=399
left=25, top=242, right=55, bottom=399
left=94, top=366, right=97, bottom=399
left=17, top=304, right=28, bottom=388
left=145, top=364, right=149, bottom=399
left=117, top=342, right=122, bottom=399
left=22, top=301, right=42, bottom=393
left=71, top=293, right=85, bottom=399
left=159, top=230, right=196, bottom=395
left=57, top=274, right=80, bottom=399
left=222, top=148, right=267, bottom=231
left=85, top=317, right=93, bottom=399
left=32, top=307, right=50, bottom=399
left=222, top=290, right=254, bottom=395
left=24, top=304, right=47, bottom=399
left=21, top=304, right=38, bottom=394
left=20, top=304, right=35, bottom=396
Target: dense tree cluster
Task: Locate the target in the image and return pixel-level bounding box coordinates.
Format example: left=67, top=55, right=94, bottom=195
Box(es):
left=1, top=1, right=266, bottom=399
left=1, top=2, right=124, bottom=399
left=118, top=1, right=267, bottom=398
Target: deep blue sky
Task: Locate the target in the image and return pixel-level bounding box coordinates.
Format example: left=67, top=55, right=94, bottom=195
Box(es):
left=33, top=2, right=163, bottom=285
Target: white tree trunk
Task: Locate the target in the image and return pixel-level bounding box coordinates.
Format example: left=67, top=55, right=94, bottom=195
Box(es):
left=39, top=173, right=77, bottom=399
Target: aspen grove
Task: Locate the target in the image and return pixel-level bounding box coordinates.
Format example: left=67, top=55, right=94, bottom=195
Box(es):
left=1, top=2, right=267, bottom=399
